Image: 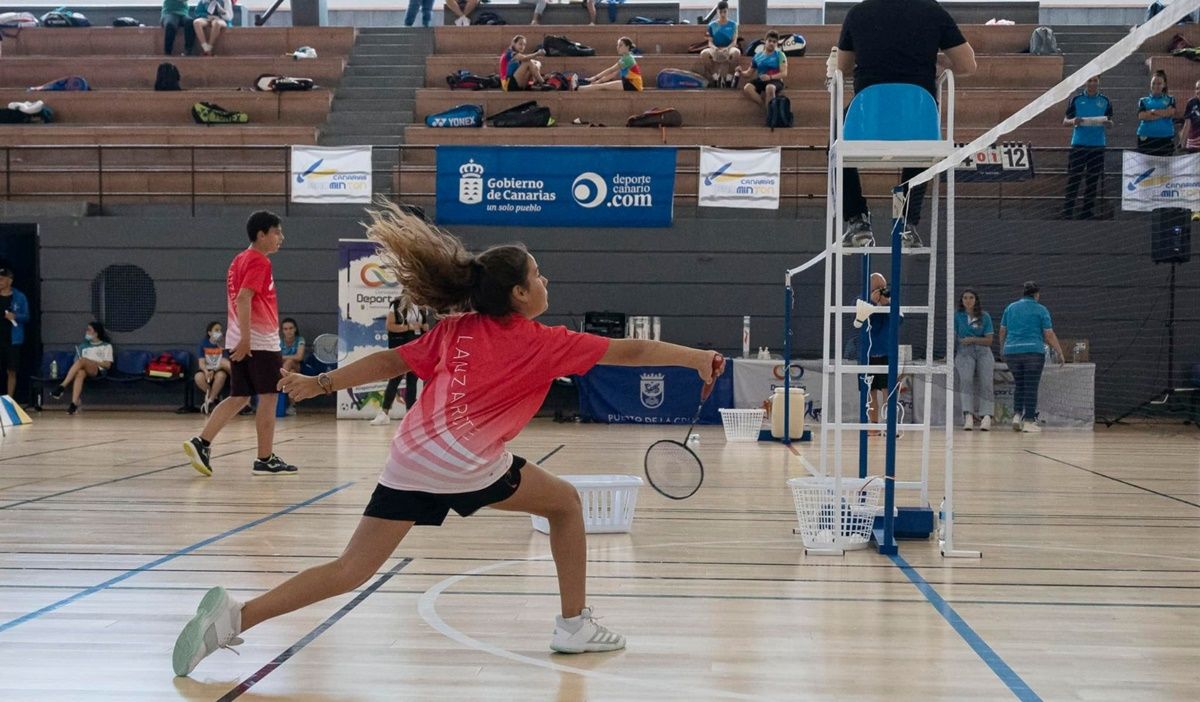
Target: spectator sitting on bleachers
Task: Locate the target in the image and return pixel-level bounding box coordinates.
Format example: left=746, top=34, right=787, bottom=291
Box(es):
left=445, top=0, right=480, bottom=27
left=735, top=30, right=787, bottom=110
left=500, top=35, right=547, bottom=91
left=579, top=37, right=643, bottom=92
left=701, top=1, right=740, bottom=88
left=528, top=0, right=596, bottom=26
left=280, top=317, right=306, bottom=374
left=48, top=320, right=113, bottom=416
left=161, top=0, right=196, bottom=57
left=196, top=320, right=231, bottom=414
left=193, top=0, right=233, bottom=57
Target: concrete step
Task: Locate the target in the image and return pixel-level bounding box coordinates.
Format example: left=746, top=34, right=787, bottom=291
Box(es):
left=320, top=134, right=406, bottom=147
left=334, top=87, right=415, bottom=100
left=350, top=45, right=432, bottom=57
left=344, top=65, right=424, bottom=77
left=331, top=98, right=416, bottom=112
left=327, top=111, right=413, bottom=128
left=342, top=75, right=425, bottom=89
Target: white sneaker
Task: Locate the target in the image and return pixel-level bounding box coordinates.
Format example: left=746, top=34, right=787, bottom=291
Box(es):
left=550, top=606, right=626, bottom=653
left=455, top=15, right=470, bottom=26
left=1022, top=420, right=1042, bottom=434
left=369, top=410, right=390, bottom=426
left=979, top=415, right=991, bottom=431
left=1011, top=413, right=1023, bottom=432
left=172, top=586, right=243, bottom=676
left=962, top=413, right=974, bottom=431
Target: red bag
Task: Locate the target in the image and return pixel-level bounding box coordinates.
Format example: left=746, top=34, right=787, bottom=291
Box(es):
left=147, top=353, right=183, bottom=379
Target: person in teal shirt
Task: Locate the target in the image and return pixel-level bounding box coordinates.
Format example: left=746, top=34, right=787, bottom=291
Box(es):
left=955, top=289, right=995, bottom=431
left=1062, top=76, right=1113, bottom=220
left=161, top=0, right=196, bottom=56
left=1136, top=71, right=1179, bottom=155
left=702, top=1, right=741, bottom=88
left=999, top=282, right=1065, bottom=432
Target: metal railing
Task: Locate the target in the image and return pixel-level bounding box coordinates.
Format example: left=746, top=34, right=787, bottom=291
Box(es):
left=0, top=143, right=1128, bottom=217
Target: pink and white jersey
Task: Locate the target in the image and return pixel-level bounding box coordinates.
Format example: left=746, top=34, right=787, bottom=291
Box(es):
left=225, top=248, right=281, bottom=352
left=382, top=313, right=610, bottom=493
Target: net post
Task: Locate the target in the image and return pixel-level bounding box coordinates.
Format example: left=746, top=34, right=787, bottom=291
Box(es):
left=858, top=253, right=870, bottom=480
left=783, top=279, right=793, bottom=446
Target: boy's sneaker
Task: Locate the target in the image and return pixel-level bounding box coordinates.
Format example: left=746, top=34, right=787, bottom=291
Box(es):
left=370, top=410, right=390, bottom=426
left=962, top=413, right=974, bottom=431
left=49, top=385, right=65, bottom=400
left=172, top=586, right=243, bottom=677
left=1011, top=413, right=1023, bottom=432
left=979, top=415, right=991, bottom=431
left=550, top=606, right=626, bottom=653
left=183, top=437, right=213, bottom=476
left=252, top=454, right=297, bottom=476
left=67, top=402, right=79, bottom=416
left=1022, top=420, right=1042, bottom=434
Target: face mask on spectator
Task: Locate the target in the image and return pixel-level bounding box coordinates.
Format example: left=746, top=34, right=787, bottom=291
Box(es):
left=210, top=331, right=222, bottom=341
left=85, top=332, right=95, bottom=341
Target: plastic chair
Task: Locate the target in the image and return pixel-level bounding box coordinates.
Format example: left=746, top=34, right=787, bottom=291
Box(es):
left=843, top=84, right=940, bottom=141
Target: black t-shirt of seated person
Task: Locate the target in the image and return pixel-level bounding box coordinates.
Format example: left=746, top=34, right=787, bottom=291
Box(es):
left=837, top=0, right=967, bottom=97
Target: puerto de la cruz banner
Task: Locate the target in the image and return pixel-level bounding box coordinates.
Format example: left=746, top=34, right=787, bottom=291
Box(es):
left=291, top=146, right=373, bottom=204
left=1122, top=151, right=1200, bottom=212
left=435, top=146, right=677, bottom=227
left=698, top=146, right=781, bottom=209
left=337, top=239, right=400, bottom=419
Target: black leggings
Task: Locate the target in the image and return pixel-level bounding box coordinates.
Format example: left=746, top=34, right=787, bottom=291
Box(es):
left=382, top=332, right=418, bottom=412
left=162, top=14, right=195, bottom=56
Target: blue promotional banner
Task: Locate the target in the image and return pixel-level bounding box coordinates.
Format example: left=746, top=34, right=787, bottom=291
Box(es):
left=575, top=363, right=734, bottom=425
left=436, top=145, right=677, bottom=228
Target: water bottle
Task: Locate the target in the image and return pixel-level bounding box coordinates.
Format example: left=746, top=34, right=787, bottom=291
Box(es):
left=937, top=498, right=946, bottom=542
left=50, top=359, right=58, bottom=380
left=742, top=316, right=751, bottom=358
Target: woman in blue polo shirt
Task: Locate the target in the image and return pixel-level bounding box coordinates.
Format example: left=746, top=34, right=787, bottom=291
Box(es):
left=999, top=282, right=1064, bottom=433
left=955, top=289, right=994, bottom=431
left=1136, top=70, right=1179, bottom=156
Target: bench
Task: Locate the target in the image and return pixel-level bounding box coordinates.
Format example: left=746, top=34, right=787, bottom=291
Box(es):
left=433, top=24, right=1038, bottom=55
left=425, top=54, right=1063, bottom=89
left=1, top=57, right=347, bottom=90
left=31, top=349, right=196, bottom=411
left=446, top=1, right=679, bottom=25
left=1, top=27, right=356, bottom=57
left=0, top=88, right=332, bottom=124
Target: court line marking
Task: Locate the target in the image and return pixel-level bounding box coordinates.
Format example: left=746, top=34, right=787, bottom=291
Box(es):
left=971, top=542, right=1200, bottom=565
left=0, top=482, right=353, bottom=635
left=218, top=558, right=413, bottom=701
left=0, top=438, right=127, bottom=463
left=891, top=554, right=1043, bottom=702
left=1024, top=449, right=1200, bottom=510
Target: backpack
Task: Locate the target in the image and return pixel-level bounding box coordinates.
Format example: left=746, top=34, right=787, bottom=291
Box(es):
left=473, top=11, right=506, bottom=25
left=687, top=38, right=710, bottom=54
left=147, top=353, right=183, bottom=379
left=767, top=95, right=793, bottom=129
left=1174, top=47, right=1200, bottom=62
left=1167, top=33, right=1194, bottom=52
left=254, top=74, right=315, bottom=91
left=780, top=34, right=806, bottom=57
left=155, top=63, right=181, bottom=91
left=0, top=12, right=40, bottom=28
left=112, top=16, right=141, bottom=27
left=656, top=68, right=708, bottom=89
left=447, top=70, right=501, bottom=91
left=39, top=8, right=90, bottom=27
left=30, top=75, right=90, bottom=91
left=191, top=101, right=249, bottom=124
left=542, top=35, right=595, bottom=57
left=745, top=38, right=765, bottom=57
left=543, top=71, right=579, bottom=91
left=425, top=103, right=484, bottom=127
left=626, top=107, right=683, bottom=127
left=1029, top=26, right=1060, bottom=55
left=628, top=16, right=674, bottom=25
left=488, top=100, right=554, bottom=127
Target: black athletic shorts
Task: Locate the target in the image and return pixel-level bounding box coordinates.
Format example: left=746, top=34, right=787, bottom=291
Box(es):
left=0, top=345, right=19, bottom=376
left=364, top=454, right=528, bottom=526
left=869, top=355, right=889, bottom=391
left=230, top=351, right=283, bottom=397
left=750, top=77, right=784, bottom=95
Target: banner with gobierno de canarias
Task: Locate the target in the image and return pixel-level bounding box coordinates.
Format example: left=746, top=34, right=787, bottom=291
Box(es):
left=435, top=145, right=677, bottom=228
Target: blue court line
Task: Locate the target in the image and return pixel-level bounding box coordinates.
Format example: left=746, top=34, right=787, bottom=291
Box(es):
left=891, top=554, right=1042, bottom=702
left=0, top=481, right=354, bottom=635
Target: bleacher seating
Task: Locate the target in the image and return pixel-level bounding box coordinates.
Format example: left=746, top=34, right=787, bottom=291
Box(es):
left=30, top=349, right=196, bottom=411
left=444, top=1, right=680, bottom=25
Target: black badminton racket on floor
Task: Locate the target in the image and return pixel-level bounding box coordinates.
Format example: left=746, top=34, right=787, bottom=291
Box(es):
left=643, top=356, right=724, bottom=500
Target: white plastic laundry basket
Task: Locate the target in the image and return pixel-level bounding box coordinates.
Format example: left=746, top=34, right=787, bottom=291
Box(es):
left=719, top=408, right=766, bottom=442
left=531, top=475, right=644, bottom=534
left=787, top=476, right=883, bottom=551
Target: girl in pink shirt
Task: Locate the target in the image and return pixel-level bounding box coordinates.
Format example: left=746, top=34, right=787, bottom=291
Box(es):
left=174, top=202, right=725, bottom=676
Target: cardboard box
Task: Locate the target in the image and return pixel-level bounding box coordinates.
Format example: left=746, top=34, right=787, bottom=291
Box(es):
left=1060, top=338, right=1090, bottom=363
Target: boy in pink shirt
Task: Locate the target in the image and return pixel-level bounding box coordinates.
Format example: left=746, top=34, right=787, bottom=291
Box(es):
left=174, top=203, right=723, bottom=676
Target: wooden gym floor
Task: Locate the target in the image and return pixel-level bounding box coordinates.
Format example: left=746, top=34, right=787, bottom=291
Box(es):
left=0, top=412, right=1197, bottom=701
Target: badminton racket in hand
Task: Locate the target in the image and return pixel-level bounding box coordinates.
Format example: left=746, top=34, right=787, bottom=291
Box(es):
left=311, top=333, right=349, bottom=365
left=643, top=354, right=724, bottom=500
